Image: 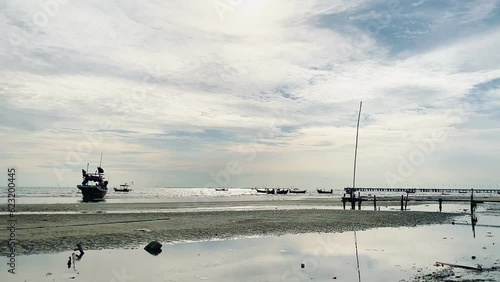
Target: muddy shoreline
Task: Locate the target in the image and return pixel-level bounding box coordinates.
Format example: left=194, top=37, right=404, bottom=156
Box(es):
left=0, top=208, right=455, bottom=255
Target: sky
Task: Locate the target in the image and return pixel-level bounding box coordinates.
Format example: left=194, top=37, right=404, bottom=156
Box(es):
left=1, top=0, right=499, bottom=188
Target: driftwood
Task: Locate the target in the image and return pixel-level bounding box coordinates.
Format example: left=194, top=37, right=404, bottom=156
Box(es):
left=435, top=262, right=483, bottom=271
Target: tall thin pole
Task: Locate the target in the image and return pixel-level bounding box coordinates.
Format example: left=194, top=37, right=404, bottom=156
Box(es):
left=353, top=102, right=363, bottom=282
left=353, top=101, right=363, bottom=190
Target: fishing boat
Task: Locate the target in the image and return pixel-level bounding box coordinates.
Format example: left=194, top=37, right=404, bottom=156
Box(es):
left=215, top=188, right=228, bottom=191
left=77, top=162, right=108, bottom=200
left=256, top=188, right=268, bottom=193
left=289, top=188, right=307, bottom=194
left=266, top=188, right=275, bottom=194
left=317, top=188, right=333, bottom=194
left=114, top=183, right=133, bottom=192
left=276, top=188, right=289, bottom=195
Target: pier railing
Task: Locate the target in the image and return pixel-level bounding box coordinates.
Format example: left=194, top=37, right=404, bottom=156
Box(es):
left=344, top=187, right=500, bottom=194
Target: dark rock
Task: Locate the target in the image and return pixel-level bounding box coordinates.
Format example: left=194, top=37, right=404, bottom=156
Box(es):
left=144, top=241, right=162, bottom=255
left=471, top=256, right=476, bottom=260
left=301, top=263, right=305, bottom=268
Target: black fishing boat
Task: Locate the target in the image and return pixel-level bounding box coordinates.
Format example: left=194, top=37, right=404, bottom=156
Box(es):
left=276, top=188, right=289, bottom=195
left=317, top=188, right=333, bottom=194
left=77, top=155, right=108, bottom=200
left=256, top=188, right=268, bottom=193
left=289, top=188, right=307, bottom=194
left=266, top=188, right=275, bottom=194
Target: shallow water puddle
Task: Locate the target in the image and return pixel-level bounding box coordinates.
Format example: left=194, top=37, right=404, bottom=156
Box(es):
left=2, top=214, right=499, bottom=282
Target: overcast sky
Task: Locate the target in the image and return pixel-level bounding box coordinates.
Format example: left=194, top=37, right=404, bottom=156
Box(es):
left=1, top=0, right=499, bottom=188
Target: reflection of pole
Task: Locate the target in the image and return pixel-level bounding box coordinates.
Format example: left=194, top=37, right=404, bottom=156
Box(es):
left=354, top=231, right=361, bottom=282
left=471, top=188, right=477, bottom=238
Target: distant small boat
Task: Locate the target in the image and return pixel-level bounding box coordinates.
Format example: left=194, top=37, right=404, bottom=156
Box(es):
left=256, top=188, right=268, bottom=193
left=289, top=188, right=307, bottom=194
left=276, top=188, right=289, bottom=195
left=114, top=183, right=133, bottom=192
left=317, top=188, right=333, bottom=194
left=215, top=188, right=228, bottom=191
left=266, top=188, right=275, bottom=194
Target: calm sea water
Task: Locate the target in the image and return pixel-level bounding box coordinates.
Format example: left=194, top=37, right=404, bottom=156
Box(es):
left=0, top=186, right=343, bottom=204
left=1, top=186, right=499, bottom=205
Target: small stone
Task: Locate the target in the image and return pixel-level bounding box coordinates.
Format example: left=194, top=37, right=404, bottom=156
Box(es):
left=144, top=241, right=162, bottom=255
left=472, top=256, right=476, bottom=260
left=301, top=263, right=305, bottom=268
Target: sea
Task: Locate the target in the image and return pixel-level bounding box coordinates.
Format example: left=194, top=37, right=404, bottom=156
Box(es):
left=2, top=186, right=499, bottom=205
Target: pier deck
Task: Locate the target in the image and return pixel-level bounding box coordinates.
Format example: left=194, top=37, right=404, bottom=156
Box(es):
left=344, top=187, right=500, bottom=194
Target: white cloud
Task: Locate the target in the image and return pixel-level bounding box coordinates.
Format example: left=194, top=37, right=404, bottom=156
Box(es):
left=1, top=0, right=500, bottom=187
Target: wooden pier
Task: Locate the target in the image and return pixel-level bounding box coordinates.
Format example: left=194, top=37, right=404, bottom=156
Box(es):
left=341, top=187, right=500, bottom=211
left=344, top=187, right=500, bottom=194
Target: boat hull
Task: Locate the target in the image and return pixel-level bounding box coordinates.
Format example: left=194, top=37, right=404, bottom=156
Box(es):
left=114, top=188, right=131, bottom=192
left=77, top=185, right=108, bottom=199
left=317, top=189, right=333, bottom=194
left=289, top=190, right=307, bottom=194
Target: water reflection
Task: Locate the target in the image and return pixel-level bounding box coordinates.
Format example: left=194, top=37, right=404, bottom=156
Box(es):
left=2, top=216, right=498, bottom=282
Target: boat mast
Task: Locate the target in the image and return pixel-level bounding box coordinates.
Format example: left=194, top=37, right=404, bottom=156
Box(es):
left=352, top=101, right=362, bottom=191
left=98, top=153, right=103, bottom=177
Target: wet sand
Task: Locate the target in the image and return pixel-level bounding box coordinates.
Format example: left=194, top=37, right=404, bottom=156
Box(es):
left=0, top=206, right=455, bottom=255
left=3, top=195, right=497, bottom=213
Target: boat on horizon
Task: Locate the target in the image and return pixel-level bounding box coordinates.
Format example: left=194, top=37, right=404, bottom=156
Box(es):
left=317, top=188, right=333, bottom=194
left=289, top=188, right=307, bottom=194
left=114, top=182, right=133, bottom=192
left=276, top=188, right=289, bottom=195
left=215, top=188, right=228, bottom=191
left=255, top=188, right=268, bottom=193
left=266, top=188, right=276, bottom=194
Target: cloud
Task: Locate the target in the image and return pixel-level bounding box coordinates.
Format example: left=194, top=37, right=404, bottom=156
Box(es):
left=1, top=0, right=500, bottom=187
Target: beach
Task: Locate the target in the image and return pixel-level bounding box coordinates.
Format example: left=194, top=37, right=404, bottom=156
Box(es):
left=2, top=190, right=499, bottom=281
left=0, top=201, right=454, bottom=255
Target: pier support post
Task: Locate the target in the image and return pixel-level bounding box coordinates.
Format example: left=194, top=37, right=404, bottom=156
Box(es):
left=358, top=198, right=362, bottom=210
left=342, top=194, right=346, bottom=210
left=438, top=198, right=442, bottom=212
left=374, top=195, right=377, bottom=211
left=400, top=195, right=404, bottom=211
